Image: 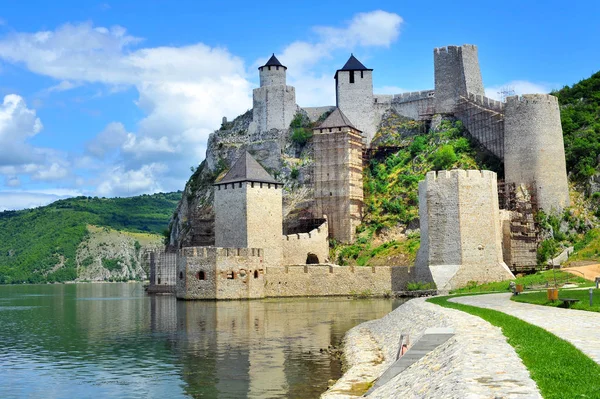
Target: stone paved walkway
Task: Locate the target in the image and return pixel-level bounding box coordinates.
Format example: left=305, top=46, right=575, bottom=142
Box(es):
left=450, top=293, right=600, bottom=364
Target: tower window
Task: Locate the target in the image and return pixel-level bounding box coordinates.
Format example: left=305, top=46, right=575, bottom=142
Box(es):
left=349, top=71, right=355, bottom=84
left=197, top=271, right=205, bottom=280
left=361, top=70, right=364, bottom=79
left=254, top=270, right=259, bottom=279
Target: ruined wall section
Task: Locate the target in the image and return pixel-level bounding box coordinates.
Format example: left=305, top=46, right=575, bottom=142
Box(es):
left=336, top=70, right=375, bottom=144
left=504, top=94, right=570, bottom=212
left=434, top=45, right=484, bottom=114
left=373, top=91, right=435, bottom=122
left=282, top=219, right=329, bottom=265
left=415, top=170, right=514, bottom=290
left=314, top=126, right=364, bottom=243
left=176, top=246, right=265, bottom=300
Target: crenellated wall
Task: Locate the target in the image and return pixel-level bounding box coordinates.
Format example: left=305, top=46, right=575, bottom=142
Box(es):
left=415, top=170, right=514, bottom=290
left=282, top=219, right=329, bottom=265
left=176, top=246, right=266, bottom=300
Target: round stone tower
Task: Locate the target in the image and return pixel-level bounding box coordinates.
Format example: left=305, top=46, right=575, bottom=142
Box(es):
left=250, top=54, right=297, bottom=133
left=504, top=94, right=570, bottom=212
left=259, top=54, right=287, bottom=86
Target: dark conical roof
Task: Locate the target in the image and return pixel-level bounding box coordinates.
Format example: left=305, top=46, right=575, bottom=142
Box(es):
left=339, top=54, right=369, bottom=71
left=317, top=108, right=360, bottom=131
left=260, top=54, right=287, bottom=70
left=216, top=151, right=280, bottom=185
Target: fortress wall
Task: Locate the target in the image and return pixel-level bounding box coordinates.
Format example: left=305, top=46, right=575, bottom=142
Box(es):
left=504, top=94, right=570, bottom=212
left=314, top=127, right=364, bottom=243
left=246, top=183, right=283, bottom=267
left=264, top=265, right=412, bottom=297
left=214, top=181, right=248, bottom=249
left=415, top=170, right=514, bottom=290
left=282, top=220, right=329, bottom=265
left=434, top=45, right=484, bottom=114
left=252, top=85, right=297, bottom=132
left=176, top=246, right=265, bottom=300
left=302, top=106, right=336, bottom=122
left=454, top=95, right=505, bottom=159
left=336, top=70, right=376, bottom=144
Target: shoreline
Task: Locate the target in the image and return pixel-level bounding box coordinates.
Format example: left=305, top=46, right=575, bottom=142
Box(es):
left=322, top=297, right=541, bottom=398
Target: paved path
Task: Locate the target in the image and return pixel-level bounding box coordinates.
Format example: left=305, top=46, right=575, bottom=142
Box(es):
left=450, top=293, right=600, bottom=364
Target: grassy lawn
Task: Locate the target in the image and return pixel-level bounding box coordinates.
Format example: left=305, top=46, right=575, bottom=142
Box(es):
left=450, top=270, right=593, bottom=294
left=428, top=295, right=600, bottom=399
left=513, top=288, right=600, bottom=312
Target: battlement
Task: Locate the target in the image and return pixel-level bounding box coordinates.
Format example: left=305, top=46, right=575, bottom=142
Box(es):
left=392, top=90, right=435, bottom=104
left=425, top=169, right=497, bottom=182
left=179, top=246, right=263, bottom=258
left=466, top=92, right=504, bottom=112
left=267, top=265, right=392, bottom=275
left=434, top=44, right=478, bottom=55
left=505, top=94, right=559, bottom=107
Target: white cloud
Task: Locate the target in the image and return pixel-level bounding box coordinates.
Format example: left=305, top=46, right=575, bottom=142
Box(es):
left=0, top=94, right=43, bottom=166
left=5, top=176, right=19, bottom=187
left=96, top=163, right=167, bottom=197
left=86, top=122, right=128, bottom=158
left=32, top=162, right=69, bottom=181
left=375, top=85, right=409, bottom=95
left=485, top=80, right=553, bottom=101
left=0, top=189, right=82, bottom=211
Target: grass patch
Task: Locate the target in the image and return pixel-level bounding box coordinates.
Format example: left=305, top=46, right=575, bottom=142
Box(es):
left=450, top=270, right=592, bottom=294
left=428, top=295, right=600, bottom=399
left=513, top=288, right=600, bottom=312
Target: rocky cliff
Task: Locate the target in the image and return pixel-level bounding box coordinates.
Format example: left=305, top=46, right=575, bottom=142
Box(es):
left=167, top=109, right=330, bottom=250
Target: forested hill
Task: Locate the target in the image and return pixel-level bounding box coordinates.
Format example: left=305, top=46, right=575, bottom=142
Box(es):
left=0, top=192, right=181, bottom=284
left=552, top=70, right=600, bottom=182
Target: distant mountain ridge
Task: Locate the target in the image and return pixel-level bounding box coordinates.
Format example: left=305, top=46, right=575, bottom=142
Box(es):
left=0, top=192, right=181, bottom=284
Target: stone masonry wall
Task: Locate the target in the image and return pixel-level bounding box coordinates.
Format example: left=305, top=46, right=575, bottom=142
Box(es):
left=314, top=126, right=364, bottom=243
left=246, top=182, right=283, bottom=267
left=434, top=45, right=484, bottom=114
left=415, top=170, right=514, bottom=290
left=504, top=94, right=570, bottom=212
left=214, top=181, right=248, bottom=249
left=336, top=70, right=375, bottom=144
left=259, top=65, right=286, bottom=87
left=282, top=220, right=329, bottom=265
left=264, top=265, right=412, bottom=297
left=176, top=246, right=265, bottom=300
left=251, top=85, right=297, bottom=133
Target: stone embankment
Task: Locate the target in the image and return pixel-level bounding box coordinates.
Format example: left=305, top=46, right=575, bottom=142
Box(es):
left=322, top=298, right=541, bottom=399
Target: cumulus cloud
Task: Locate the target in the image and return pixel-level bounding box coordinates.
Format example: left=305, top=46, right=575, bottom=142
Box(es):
left=485, top=80, right=553, bottom=101
left=0, top=189, right=83, bottom=211
left=0, top=94, right=43, bottom=166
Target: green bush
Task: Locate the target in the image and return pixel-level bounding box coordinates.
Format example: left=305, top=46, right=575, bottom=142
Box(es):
left=290, top=168, right=299, bottom=179
left=431, top=145, right=457, bottom=170
left=291, top=128, right=313, bottom=146
left=406, top=281, right=436, bottom=291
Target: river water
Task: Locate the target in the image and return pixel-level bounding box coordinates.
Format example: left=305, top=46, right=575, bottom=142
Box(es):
left=0, top=283, right=403, bottom=399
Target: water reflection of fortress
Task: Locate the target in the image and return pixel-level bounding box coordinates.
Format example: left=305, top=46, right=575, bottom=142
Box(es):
left=149, top=295, right=395, bottom=398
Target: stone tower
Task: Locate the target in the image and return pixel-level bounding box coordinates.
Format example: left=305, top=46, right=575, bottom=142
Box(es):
left=214, top=152, right=283, bottom=266
left=335, top=54, right=375, bottom=145
left=504, top=94, right=570, bottom=212
left=250, top=54, right=297, bottom=133
left=313, top=108, right=364, bottom=243
left=415, top=170, right=514, bottom=290
left=434, top=44, right=485, bottom=114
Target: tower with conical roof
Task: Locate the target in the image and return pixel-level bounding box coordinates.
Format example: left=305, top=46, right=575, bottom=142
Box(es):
left=335, top=54, right=375, bottom=145
left=250, top=54, right=298, bottom=134
left=313, top=108, right=364, bottom=243
left=214, top=151, right=283, bottom=266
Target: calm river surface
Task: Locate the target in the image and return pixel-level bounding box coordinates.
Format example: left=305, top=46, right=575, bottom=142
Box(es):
left=0, top=283, right=403, bottom=399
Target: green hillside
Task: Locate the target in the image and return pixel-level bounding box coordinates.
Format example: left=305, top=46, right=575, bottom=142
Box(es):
left=0, top=192, right=181, bottom=284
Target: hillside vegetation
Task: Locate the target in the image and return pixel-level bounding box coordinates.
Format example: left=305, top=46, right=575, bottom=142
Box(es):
left=333, top=118, right=497, bottom=266
left=0, top=192, right=180, bottom=284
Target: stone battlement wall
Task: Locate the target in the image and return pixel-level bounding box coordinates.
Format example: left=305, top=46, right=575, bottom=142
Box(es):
left=264, top=265, right=412, bottom=297
left=282, top=220, right=329, bottom=265
left=179, top=246, right=264, bottom=259
left=466, top=92, right=504, bottom=112
left=425, top=168, right=497, bottom=182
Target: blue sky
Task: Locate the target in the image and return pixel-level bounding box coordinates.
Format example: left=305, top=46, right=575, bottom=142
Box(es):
left=0, top=0, right=599, bottom=210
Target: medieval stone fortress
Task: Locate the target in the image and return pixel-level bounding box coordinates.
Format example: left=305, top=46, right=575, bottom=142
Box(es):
left=149, top=44, right=570, bottom=299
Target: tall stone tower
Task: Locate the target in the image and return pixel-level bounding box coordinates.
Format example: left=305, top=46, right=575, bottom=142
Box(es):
left=434, top=44, right=485, bottom=114
left=313, top=108, right=364, bottom=243
left=214, top=152, right=283, bottom=266
left=250, top=54, right=297, bottom=133
left=335, top=54, right=375, bottom=145
left=504, top=94, right=570, bottom=212
left=415, top=170, right=514, bottom=290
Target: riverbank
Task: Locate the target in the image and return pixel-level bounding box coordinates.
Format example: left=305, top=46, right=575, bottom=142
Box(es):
left=321, top=297, right=541, bottom=398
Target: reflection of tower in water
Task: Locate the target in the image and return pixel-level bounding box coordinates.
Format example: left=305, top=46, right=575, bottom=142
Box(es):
left=149, top=298, right=395, bottom=398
